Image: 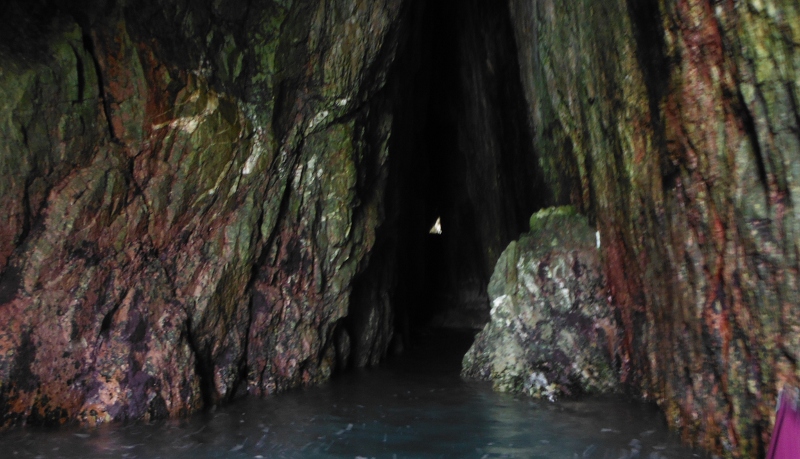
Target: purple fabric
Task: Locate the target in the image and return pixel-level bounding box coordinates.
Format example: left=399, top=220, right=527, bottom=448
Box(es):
left=768, top=391, right=800, bottom=459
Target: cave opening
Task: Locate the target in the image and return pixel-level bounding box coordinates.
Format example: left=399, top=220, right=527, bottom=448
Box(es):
left=428, top=217, right=442, bottom=234
left=353, top=0, right=554, bottom=357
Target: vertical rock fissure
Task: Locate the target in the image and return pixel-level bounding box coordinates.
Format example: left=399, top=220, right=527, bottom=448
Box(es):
left=184, top=318, right=215, bottom=409
left=737, top=89, right=770, bottom=192
left=79, top=29, right=118, bottom=143
left=370, top=0, right=552, bottom=340
left=70, top=44, right=86, bottom=104
left=625, top=0, right=675, bottom=191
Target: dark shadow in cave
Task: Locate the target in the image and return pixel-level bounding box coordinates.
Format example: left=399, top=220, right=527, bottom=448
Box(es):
left=348, top=0, right=555, bottom=366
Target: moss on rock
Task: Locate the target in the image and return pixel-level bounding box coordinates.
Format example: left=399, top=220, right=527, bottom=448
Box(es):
left=463, top=207, right=619, bottom=400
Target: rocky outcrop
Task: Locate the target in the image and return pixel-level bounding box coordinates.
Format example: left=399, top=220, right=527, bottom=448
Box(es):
left=0, top=0, right=407, bottom=426
left=509, top=0, right=800, bottom=456
left=0, top=0, right=546, bottom=427
left=462, top=207, right=619, bottom=400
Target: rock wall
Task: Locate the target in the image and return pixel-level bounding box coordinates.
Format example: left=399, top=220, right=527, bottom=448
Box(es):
left=0, top=0, right=407, bottom=425
left=509, top=0, right=800, bottom=456
left=2, top=0, right=799, bottom=457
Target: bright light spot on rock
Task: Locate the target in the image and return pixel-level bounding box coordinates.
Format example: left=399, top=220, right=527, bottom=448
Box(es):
left=429, top=217, right=442, bottom=234
left=242, top=148, right=262, bottom=175
left=596, top=231, right=600, bottom=248
left=307, top=110, right=330, bottom=132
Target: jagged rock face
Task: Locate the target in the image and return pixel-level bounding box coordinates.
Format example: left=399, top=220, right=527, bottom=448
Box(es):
left=0, top=0, right=546, bottom=426
left=462, top=207, right=619, bottom=400
left=509, top=0, right=800, bottom=456
left=1, top=1, right=798, bottom=457
left=0, top=0, right=405, bottom=425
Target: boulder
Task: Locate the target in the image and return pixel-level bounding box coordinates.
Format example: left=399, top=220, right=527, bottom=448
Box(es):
left=462, top=206, right=619, bottom=399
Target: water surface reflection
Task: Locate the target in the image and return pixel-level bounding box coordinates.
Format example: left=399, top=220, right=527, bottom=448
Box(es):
left=0, top=331, right=706, bottom=458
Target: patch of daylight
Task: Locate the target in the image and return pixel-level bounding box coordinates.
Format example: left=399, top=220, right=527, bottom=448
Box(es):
left=429, top=217, right=442, bottom=234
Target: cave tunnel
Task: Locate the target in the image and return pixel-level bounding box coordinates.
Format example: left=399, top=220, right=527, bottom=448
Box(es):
left=0, top=0, right=563, bottom=417
left=350, top=0, right=555, bottom=354
left=1, top=0, right=795, bottom=455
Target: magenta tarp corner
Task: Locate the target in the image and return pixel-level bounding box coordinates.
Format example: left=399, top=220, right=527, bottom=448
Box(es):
left=767, top=390, right=800, bottom=459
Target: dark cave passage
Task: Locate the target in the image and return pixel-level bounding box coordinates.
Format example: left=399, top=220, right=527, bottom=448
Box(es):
left=349, top=0, right=555, bottom=354
left=0, top=0, right=794, bottom=454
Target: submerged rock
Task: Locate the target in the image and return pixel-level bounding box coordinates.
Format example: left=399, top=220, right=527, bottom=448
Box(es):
left=462, top=207, right=619, bottom=399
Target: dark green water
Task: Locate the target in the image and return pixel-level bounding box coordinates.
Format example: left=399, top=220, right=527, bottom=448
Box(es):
left=0, top=331, right=706, bottom=458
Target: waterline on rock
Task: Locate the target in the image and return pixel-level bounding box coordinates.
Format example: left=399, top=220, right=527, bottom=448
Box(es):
left=0, top=331, right=705, bottom=458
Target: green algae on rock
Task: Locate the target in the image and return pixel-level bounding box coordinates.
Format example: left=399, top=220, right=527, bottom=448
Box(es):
left=509, top=0, right=800, bottom=456
left=0, top=0, right=405, bottom=427
left=1, top=1, right=799, bottom=458
left=463, top=207, right=619, bottom=400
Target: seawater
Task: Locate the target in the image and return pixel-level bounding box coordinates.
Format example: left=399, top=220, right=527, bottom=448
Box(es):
left=0, top=331, right=706, bottom=458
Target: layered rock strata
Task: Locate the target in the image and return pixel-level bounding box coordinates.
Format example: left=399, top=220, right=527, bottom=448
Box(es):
left=0, top=1, right=798, bottom=457
left=0, top=0, right=406, bottom=425
left=509, top=0, right=800, bottom=456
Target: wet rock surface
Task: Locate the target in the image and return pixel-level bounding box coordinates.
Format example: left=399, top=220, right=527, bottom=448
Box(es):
left=463, top=207, right=619, bottom=400
left=0, top=329, right=706, bottom=459
left=509, top=0, right=800, bottom=456
left=0, top=0, right=798, bottom=457
left=0, top=0, right=406, bottom=426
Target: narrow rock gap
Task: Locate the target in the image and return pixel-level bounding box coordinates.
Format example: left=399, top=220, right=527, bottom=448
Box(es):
left=79, top=29, right=119, bottom=143
left=349, top=0, right=553, bottom=366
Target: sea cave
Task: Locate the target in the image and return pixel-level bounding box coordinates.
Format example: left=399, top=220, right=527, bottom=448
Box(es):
left=0, top=0, right=798, bottom=457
